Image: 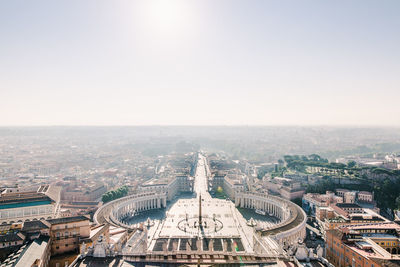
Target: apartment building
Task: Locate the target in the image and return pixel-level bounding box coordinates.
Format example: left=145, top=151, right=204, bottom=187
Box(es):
left=326, top=223, right=400, bottom=267
left=47, top=215, right=90, bottom=255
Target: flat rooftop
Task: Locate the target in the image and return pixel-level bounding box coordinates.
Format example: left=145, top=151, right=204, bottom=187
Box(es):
left=0, top=192, right=54, bottom=209
left=47, top=215, right=89, bottom=225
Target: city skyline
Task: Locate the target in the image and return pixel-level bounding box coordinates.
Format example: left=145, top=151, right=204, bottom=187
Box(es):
left=1, top=0, right=400, bottom=126
left=1, top=1, right=400, bottom=265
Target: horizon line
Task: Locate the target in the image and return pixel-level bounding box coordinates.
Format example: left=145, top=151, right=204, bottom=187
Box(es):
left=1, top=124, right=400, bottom=128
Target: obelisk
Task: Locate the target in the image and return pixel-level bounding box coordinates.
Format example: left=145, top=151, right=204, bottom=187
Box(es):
left=199, top=193, right=202, bottom=226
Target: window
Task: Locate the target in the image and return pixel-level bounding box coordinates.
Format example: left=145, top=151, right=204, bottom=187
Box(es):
left=65, top=244, right=68, bottom=247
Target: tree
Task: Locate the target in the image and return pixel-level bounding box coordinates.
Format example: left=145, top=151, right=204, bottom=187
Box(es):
left=347, top=161, right=357, bottom=168
left=101, top=186, right=130, bottom=203
left=102, top=193, right=110, bottom=203
left=284, top=155, right=293, bottom=163
left=309, top=154, right=321, bottom=162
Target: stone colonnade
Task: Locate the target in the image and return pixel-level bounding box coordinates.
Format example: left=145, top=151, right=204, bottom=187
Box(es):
left=112, top=192, right=167, bottom=221
left=235, top=192, right=291, bottom=221
left=94, top=190, right=169, bottom=227
left=234, top=192, right=307, bottom=247
left=274, top=214, right=307, bottom=248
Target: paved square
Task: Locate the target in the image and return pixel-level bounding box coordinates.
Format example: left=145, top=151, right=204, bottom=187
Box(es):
left=147, top=154, right=256, bottom=253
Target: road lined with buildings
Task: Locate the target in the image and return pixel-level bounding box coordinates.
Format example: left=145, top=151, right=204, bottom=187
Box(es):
left=193, top=154, right=211, bottom=200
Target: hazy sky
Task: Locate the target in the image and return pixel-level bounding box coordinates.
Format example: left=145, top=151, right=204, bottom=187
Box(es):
left=1, top=0, right=399, bottom=126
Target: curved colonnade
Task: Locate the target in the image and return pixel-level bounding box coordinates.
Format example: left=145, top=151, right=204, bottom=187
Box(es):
left=236, top=192, right=291, bottom=221
left=94, top=192, right=167, bottom=228
left=235, top=192, right=306, bottom=247
left=95, top=190, right=306, bottom=248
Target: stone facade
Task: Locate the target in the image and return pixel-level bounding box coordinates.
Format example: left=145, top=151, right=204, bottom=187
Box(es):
left=235, top=192, right=307, bottom=247
left=48, top=215, right=90, bottom=255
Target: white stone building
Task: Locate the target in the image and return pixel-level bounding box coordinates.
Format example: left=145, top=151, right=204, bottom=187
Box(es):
left=0, top=186, right=59, bottom=224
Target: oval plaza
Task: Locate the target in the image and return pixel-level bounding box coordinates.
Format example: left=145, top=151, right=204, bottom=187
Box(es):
left=95, top=153, right=306, bottom=265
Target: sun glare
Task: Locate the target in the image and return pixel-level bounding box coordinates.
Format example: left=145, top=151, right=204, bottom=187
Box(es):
left=143, top=0, right=189, bottom=34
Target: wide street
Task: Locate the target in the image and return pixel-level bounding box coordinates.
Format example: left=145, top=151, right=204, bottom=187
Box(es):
left=193, top=154, right=212, bottom=200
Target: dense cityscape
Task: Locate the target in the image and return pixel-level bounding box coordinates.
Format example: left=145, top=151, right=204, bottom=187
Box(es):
left=0, top=127, right=400, bottom=266
left=2, top=0, right=400, bottom=266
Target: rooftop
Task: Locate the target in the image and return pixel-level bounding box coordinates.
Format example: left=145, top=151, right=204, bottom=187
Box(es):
left=366, top=233, right=399, bottom=239
left=47, top=215, right=89, bottom=225
left=22, top=220, right=50, bottom=232
left=351, top=215, right=384, bottom=221
left=0, top=192, right=54, bottom=210
left=0, top=232, right=25, bottom=243
left=336, top=203, right=362, bottom=208
left=14, top=236, right=50, bottom=267
left=344, top=222, right=400, bottom=231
